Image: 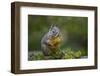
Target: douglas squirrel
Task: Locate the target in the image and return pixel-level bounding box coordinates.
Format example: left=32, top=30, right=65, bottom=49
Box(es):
left=41, top=24, right=62, bottom=56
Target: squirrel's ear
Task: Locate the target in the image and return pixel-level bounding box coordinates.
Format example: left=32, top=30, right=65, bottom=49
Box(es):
left=49, top=24, right=54, bottom=31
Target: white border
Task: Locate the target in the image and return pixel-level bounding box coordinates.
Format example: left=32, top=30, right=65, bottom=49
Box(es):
left=20, top=6, right=95, bottom=70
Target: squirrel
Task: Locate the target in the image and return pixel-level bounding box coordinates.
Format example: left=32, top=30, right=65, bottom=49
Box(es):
left=41, top=24, right=62, bottom=56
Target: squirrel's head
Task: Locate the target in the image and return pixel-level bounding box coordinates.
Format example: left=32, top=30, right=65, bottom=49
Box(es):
left=49, top=24, right=60, bottom=38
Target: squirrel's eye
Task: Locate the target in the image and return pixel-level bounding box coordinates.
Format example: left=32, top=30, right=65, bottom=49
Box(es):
left=52, top=31, right=55, bottom=33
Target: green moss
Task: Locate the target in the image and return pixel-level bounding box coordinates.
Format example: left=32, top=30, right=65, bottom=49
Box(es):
left=62, top=48, right=82, bottom=59
left=29, top=52, right=45, bottom=60
left=48, top=48, right=63, bottom=59
left=28, top=48, right=87, bottom=60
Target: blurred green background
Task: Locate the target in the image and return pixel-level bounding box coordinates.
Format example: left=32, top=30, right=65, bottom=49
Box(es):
left=28, top=15, right=88, bottom=60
